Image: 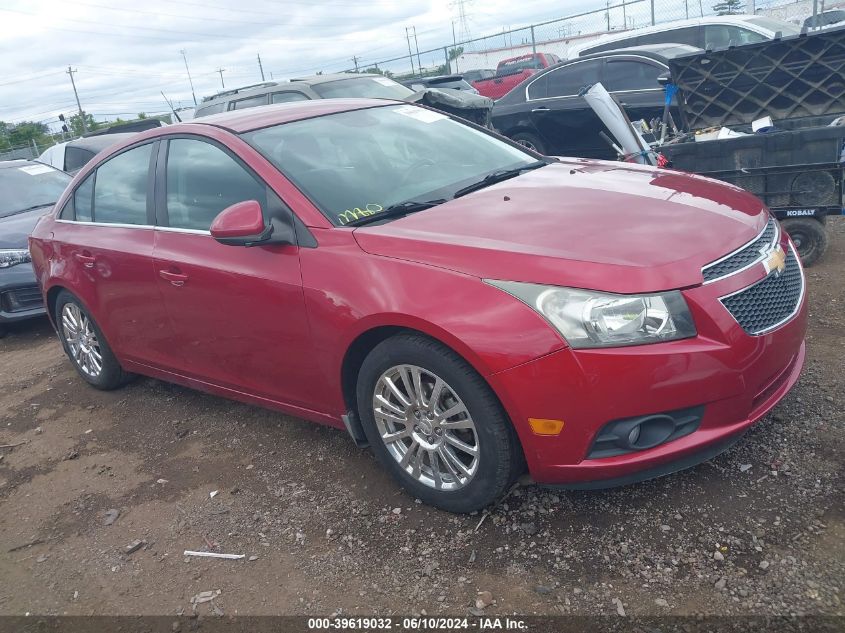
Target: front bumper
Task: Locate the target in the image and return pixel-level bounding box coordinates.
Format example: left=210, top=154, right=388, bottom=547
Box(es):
left=0, top=262, right=46, bottom=325
left=488, top=243, right=808, bottom=486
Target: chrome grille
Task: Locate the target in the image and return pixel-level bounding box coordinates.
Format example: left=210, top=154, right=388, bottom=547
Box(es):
left=702, top=219, right=778, bottom=283
left=720, top=245, right=803, bottom=335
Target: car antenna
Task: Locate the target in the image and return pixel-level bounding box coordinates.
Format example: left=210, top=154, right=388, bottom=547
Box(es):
left=161, top=91, right=182, bottom=123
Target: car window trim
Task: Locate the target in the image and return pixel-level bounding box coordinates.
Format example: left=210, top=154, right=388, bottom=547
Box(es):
left=525, top=56, right=668, bottom=102
left=271, top=90, right=311, bottom=103
left=229, top=93, right=270, bottom=111
left=155, top=133, right=274, bottom=233
left=56, top=138, right=159, bottom=227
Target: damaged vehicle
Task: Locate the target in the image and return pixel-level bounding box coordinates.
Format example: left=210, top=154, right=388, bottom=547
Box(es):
left=193, top=73, right=494, bottom=127
left=0, top=160, right=72, bottom=337
left=31, top=100, right=806, bottom=512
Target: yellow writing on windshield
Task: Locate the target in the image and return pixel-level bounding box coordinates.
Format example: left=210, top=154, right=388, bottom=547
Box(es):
left=338, top=203, right=384, bottom=225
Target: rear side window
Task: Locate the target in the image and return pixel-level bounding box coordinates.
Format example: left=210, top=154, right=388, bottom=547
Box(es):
left=271, top=91, right=309, bottom=104
left=195, top=103, right=226, bottom=117
left=231, top=94, right=268, bottom=110
left=704, top=25, right=767, bottom=49
left=73, top=175, right=94, bottom=222
left=603, top=60, right=664, bottom=92
left=92, top=144, right=152, bottom=225
left=534, top=60, right=602, bottom=98
left=165, top=138, right=267, bottom=231
left=636, top=26, right=700, bottom=48
left=64, top=147, right=95, bottom=173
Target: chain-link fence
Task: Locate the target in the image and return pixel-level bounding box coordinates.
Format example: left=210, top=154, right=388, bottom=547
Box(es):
left=343, top=0, right=816, bottom=80
left=0, top=142, right=49, bottom=162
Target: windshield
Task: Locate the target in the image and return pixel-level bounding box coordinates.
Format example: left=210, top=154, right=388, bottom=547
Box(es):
left=498, top=56, right=543, bottom=75
left=747, top=17, right=801, bottom=35
left=311, top=77, right=415, bottom=100
left=242, top=104, right=536, bottom=226
left=0, top=163, right=71, bottom=218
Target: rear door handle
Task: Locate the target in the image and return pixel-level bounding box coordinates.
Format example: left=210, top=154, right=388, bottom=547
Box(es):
left=159, top=269, right=189, bottom=287
left=74, top=252, right=95, bottom=268
left=531, top=107, right=550, bottom=113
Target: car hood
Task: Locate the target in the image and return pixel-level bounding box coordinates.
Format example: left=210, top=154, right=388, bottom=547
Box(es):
left=353, top=160, right=769, bottom=294
left=0, top=206, right=52, bottom=249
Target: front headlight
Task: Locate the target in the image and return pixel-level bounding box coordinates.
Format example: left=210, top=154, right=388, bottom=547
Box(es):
left=0, top=249, right=32, bottom=269
left=486, top=280, right=697, bottom=349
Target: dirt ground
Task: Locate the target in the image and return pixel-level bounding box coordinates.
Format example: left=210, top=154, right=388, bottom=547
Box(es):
left=0, top=219, right=842, bottom=618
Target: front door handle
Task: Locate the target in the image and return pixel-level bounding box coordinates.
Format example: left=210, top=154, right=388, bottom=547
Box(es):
left=74, top=252, right=95, bottom=269
left=159, top=269, right=189, bottom=287
left=531, top=107, right=550, bottom=113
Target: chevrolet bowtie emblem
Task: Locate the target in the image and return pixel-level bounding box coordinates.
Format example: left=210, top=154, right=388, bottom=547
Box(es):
left=763, top=245, right=787, bottom=277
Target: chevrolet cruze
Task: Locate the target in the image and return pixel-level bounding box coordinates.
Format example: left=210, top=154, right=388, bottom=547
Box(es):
left=29, top=100, right=807, bottom=512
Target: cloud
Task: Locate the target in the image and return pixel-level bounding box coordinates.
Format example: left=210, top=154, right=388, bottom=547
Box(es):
left=0, top=0, right=661, bottom=126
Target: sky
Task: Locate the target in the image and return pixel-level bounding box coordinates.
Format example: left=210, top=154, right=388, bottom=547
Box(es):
left=0, top=0, right=753, bottom=130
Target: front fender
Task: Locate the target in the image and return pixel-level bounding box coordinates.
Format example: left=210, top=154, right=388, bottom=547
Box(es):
left=298, top=230, right=565, bottom=416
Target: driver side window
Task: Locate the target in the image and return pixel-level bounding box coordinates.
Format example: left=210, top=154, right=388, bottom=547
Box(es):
left=164, top=139, right=268, bottom=231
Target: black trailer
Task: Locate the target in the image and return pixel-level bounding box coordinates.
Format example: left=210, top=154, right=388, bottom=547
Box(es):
left=659, top=26, right=845, bottom=265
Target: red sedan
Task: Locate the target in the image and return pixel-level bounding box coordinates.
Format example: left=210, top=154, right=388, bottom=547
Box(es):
left=29, top=100, right=807, bottom=512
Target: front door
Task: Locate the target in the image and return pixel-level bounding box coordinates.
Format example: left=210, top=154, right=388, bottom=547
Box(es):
left=151, top=136, right=319, bottom=408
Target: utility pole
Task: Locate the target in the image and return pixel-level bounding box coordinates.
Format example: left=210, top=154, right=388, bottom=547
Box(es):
left=405, top=27, right=416, bottom=76
left=451, top=21, right=460, bottom=72
left=180, top=49, right=197, bottom=105
left=66, top=66, right=87, bottom=134
left=412, top=26, right=422, bottom=77
left=257, top=53, right=265, bottom=81
left=216, top=68, right=226, bottom=89
left=351, top=55, right=360, bottom=72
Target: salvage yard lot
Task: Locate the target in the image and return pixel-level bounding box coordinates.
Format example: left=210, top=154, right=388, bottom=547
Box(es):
left=1, top=219, right=842, bottom=617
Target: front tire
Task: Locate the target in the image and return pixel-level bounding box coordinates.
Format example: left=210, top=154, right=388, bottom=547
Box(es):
left=781, top=218, right=828, bottom=267
left=356, top=333, right=521, bottom=513
left=510, top=131, right=547, bottom=155
left=54, top=290, right=132, bottom=390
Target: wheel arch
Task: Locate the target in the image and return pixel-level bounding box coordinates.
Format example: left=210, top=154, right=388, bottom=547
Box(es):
left=339, top=322, right=527, bottom=467
left=45, top=283, right=69, bottom=330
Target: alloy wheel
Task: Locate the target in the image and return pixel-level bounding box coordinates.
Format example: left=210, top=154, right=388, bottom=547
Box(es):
left=61, top=303, right=103, bottom=378
left=372, top=364, right=479, bottom=491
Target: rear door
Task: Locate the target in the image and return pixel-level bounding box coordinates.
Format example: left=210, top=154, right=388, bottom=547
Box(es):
left=527, top=59, right=605, bottom=157
left=151, top=135, right=318, bottom=407
left=53, top=141, right=173, bottom=366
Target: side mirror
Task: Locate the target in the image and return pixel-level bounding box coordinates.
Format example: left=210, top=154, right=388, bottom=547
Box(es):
left=210, top=200, right=295, bottom=247
left=657, top=72, right=672, bottom=87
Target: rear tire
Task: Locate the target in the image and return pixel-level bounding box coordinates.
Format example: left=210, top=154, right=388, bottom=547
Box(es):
left=510, top=131, right=547, bottom=155
left=781, top=218, right=828, bottom=267
left=54, top=290, right=133, bottom=390
left=356, top=333, right=521, bottom=513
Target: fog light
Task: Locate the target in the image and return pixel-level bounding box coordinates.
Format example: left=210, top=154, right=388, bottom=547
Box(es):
left=627, top=425, right=641, bottom=445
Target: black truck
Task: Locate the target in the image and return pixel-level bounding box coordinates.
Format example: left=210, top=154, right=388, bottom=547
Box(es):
left=657, top=26, right=845, bottom=265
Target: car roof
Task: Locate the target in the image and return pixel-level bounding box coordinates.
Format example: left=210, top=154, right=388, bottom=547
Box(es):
left=0, top=159, right=34, bottom=170
left=0, top=159, right=63, bottom=172
left=289, top=72, right=381, bottom=86
left=187, top=98, right=401, bottom=133
left=569, top=14, right=785, bottom=55
left=196, top=73, right=387, bottom=109
left=67, top=133, right=136, bottom=151
left=581, top=43, right=704, bottom=60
